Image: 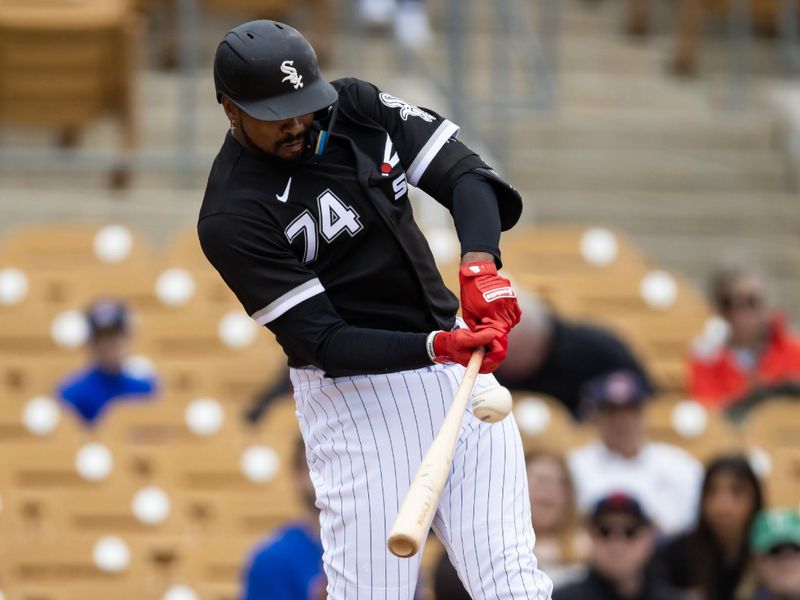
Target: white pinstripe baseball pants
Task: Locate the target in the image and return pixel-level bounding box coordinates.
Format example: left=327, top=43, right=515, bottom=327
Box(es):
left=290, top=363, right=553, bottom=600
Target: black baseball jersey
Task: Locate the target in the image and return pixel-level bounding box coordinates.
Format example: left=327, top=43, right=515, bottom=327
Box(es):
left=199, top=78, right=521, bottom=375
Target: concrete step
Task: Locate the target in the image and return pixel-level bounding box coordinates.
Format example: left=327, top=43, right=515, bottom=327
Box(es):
left=496, top=109, right=775, bottom=151
left=523, top=190, right=799, bottom=229
left=509, top=145, right=787, bottom=192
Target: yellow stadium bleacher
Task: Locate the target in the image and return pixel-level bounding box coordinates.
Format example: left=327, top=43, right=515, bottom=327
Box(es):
left=0, top=0, right=141, bottom=185
left=743, top=397, right=800, bottom=451
left=0, top=224, right=153, bottom=269
left=644, top=396, right=743, bottom=462
left=502, top=224, right=650, bottom=275
left=513, top=393, right=596, bottom=453
left=2, top=221, right=794, bottom=600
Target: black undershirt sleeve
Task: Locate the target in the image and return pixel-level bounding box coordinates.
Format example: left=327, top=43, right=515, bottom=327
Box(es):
left=451, top=171, right=502, bottom=265
left=268, top=293, right=430, bottom=377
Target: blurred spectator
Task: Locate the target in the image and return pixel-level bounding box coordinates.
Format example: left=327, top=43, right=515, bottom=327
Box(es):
left=57, top=299, right=157, bottom=425
left=553, top=492, right=684, bottom=600
left=525, top=449, right=589, bottom=588
left=241, top=436, right=325, bottom=600
left=652, top=455, right=764, bottom=600
left=750, top=507, right=800, bottom=600
left=358, top=0, right=432, bottom=48
left=243, top=437, right=422, bottom=599
left=496, top=294, right=653, bottom=420
left=688, top=261, right=800, bottom=409
left=568, top=370, right=703, bottom=535
left=433, top=449, right=588, bottom=596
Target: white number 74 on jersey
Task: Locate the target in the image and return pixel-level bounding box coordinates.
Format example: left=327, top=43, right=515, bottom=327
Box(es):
left=284, top=189, right=363, bottom=263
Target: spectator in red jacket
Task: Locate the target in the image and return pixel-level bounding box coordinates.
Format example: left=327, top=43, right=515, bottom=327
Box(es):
left=688, top=261, right=800, bottom=409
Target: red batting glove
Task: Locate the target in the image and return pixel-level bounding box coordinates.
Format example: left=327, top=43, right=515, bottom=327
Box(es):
left=428, top=327, right=505, bottom=374
left=459, top=261, right=521, bottom=334
left=484, top=331, right=509, bottom=372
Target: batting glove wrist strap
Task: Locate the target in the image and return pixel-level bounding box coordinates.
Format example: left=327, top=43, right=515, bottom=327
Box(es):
left=432, top=327, right=503, bottom=374
left=426, top=330, right=443, bottom=363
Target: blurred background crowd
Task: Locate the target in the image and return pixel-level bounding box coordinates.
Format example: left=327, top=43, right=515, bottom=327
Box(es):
left=0, top=0, right=799, bottom=599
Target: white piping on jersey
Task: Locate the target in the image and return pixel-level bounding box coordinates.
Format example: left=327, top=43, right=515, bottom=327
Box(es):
left=406, top=119, right=460, bottom=186
left=251, top=278, right=325, bottom=325
left=382, top=134, right=400, bottom=171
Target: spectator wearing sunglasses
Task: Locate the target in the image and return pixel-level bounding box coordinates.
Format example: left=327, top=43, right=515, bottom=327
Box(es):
left=568, top=370, right=703, bottom=536
left=750, top=507, right=800, bottom=600
left=553, top=492, right=683, bottom=600
left=653, top=455, right=764, bottom=600
left=688, top=260, right=800, bottom=409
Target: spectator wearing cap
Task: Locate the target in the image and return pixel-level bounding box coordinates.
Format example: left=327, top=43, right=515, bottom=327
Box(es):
left=568, top=370, right=703, bottom=535
left=56, top=299, right=157, bottom=425
left=553, top=491, right=684, bottom=600
left=750, top=508, right=800, bottom=600
left=688, top=260, right=800, bottom=409
left=652, top=455, right=764, bottom=600
left=496, top=293, right=653, bottom=420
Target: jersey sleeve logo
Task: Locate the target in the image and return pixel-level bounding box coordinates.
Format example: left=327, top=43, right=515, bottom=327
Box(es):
left=379, top=92, right=435, bottom=122
left=280, top=61, right=304, bottom=90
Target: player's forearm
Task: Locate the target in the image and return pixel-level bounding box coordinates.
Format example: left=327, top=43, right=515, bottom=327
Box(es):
left=269, top=295, right=431, bottom=376
left=451, top=172, right=502, bottom=266
left=318, top=327, right=430, bottom=376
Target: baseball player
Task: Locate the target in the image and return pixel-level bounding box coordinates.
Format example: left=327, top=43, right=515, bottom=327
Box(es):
left=199, top=20, right=553, bottom=600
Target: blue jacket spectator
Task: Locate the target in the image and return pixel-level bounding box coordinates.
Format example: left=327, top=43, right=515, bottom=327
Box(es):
left=242, top=437, right=325, bottom=600
left=242, top=523, right=324, bottom=600
left=57, top=299, right=157, bottom=424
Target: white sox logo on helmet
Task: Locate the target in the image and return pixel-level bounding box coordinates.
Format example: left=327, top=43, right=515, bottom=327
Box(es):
left=379, top=92, right=435, bottom=122
left=280, top=60, right=304, bottom=90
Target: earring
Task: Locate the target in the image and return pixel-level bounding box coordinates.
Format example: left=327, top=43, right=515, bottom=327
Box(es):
left=230, top=122, right=237, bottom=134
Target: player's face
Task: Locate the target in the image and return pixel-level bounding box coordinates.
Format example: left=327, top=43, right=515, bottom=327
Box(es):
left=225, top=100, right=314, bottom=161
left=244, top=111, right=315, bottom=160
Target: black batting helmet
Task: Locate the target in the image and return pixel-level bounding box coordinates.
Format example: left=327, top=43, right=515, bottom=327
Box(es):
left=213, top=20, right=338, bottom=121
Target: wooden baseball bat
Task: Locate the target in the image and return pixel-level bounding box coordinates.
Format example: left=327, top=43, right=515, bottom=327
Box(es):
left=387, top=348, right=485, bottom=558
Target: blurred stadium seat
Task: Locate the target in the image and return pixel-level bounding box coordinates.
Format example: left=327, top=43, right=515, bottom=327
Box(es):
left=0, top=222, right=796, bottom=600
left=0, top=224, right=153, bottom=269
left=644, top=396, right=743, bottom=462
left=0, top=0, right=140, bottom=184
left=744, top=398, right=800, bottom=451
left=513, top=392, right=596, bottom=452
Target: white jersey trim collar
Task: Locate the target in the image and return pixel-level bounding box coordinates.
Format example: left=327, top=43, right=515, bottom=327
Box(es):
left=406, top=119, right=460, bottom=186
left=252, top=278, right=325, bottom=325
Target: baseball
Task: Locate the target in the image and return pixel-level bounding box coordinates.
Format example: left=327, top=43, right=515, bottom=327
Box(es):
left=471, top=385, right=513, bottom=423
